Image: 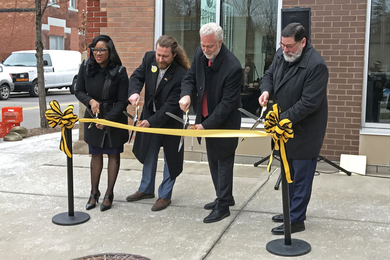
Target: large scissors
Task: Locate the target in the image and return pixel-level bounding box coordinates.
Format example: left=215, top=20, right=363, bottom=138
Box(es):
left=86, top=107, right=99, bottom=129
left=238, top=106, right=267, bottom=142
left=123, top=106, right=139, bottom=143
left=166, top=110, right=189, bottom=152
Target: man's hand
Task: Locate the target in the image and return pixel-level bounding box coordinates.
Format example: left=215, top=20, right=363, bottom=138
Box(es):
left=179, top=95, right=191, bottom=112
left=258, top=91, right=269, bottom=107
left=95, top=123, right=104, bottom=130
left=190, top=124, right=204, bottom=130
left=89, top=99, right=100, bottom=114
left=137, top=120, right=150, bottom=128
left=128, top=93, right=140, bottom=106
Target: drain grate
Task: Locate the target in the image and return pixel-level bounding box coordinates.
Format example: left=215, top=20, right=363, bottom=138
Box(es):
left=73, top=253, right=151, bottom=260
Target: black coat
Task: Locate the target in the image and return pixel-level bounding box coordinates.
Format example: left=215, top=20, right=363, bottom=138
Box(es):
left=75, top=59, right=129, bottom=148
left=261, top=42, right=328, bottom=159
left=180, top=44, right=242, bottom=159
left=128, top=51, right=186, bottom=179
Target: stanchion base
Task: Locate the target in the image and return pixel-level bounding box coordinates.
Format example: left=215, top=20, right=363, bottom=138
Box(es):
left=52, top=211, right=90, bottom=226
left=266, top=238, right=311, bottom=256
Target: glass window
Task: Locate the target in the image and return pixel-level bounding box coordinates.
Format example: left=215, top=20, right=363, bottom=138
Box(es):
left=163, top=0, right=217, bottom=62
left=43, top=54, right=52, bottom=66
left=163, top=0, right=278, bottom=118
left=221, top=0, right=278, bottom=117
left=49, top=35, right=64, bottom=50
left=366, top=0, right=390, bottom=124
left=70, top=0, right=76, bottom=9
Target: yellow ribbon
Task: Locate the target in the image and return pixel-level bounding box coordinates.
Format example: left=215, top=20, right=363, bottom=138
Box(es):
left=264, top=104, right=294, bottom=183
left=79, top=118, right=270, bottom=138
left=45, top=100, right=78, bottom=158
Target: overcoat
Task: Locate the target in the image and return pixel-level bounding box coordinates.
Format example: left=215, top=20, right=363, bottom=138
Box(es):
left=180, top=44, right=242, bottom=159
left=75, top=59, right=129, bottom=148
left=128, top=51, right=186, bottom=179
left=260, top=42, right=328, bottom=159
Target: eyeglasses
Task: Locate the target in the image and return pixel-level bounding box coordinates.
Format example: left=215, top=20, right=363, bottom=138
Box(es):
left=279, top=41, right=298, bottom=49
left=91, top=48, right=108, bottom=54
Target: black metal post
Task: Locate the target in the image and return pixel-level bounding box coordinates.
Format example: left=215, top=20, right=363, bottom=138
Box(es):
left=52, top=128, right=90, bottom=226
left=67, top=128, right=74, bottom=216
left=266, top=154, right=311, bottom=256
left=281, top=166, right=291, bottom=245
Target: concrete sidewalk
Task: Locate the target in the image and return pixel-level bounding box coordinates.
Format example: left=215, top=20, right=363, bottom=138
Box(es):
left=0, top=130, right=389, bottom=260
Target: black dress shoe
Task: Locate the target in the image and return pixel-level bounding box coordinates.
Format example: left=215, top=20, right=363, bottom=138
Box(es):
left=272, top=214, right=283, bottom=223
left=271, top=222, right=305, bottom=235
left=204, top=198, right=235, bottom=210
left=100, top=194, right=114, bottom=212
left=203, top=209, right=230, bottom=223
left=86, top=190, right=101, bottom=210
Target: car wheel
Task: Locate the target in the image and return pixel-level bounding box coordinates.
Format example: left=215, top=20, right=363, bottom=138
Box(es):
left=0, top=84, right=10, bottom=100
left=70, top=77, right=76, bottom=94
left=30, top=81, right=39, bottom=97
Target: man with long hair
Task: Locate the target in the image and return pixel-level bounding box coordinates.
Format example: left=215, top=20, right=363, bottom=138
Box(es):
left=126, top=35, right=190, bottom=211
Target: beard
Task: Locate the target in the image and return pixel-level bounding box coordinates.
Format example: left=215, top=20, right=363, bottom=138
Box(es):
left=157, top=61, right=169, bottom=70
left=283, top=45, right=303, bottom=62
left=203, top=46, right=221, bottom=60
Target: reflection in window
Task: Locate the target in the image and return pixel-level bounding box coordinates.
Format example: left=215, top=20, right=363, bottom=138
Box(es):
left=366, top=0, right=390, bottom=124
left=222, top=0, right=277, bottom=117
left=164, top=0, right=216, bottom=62
left=163, top=0, right=278, bottom=117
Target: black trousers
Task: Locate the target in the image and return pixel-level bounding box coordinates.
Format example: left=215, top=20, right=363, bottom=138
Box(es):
left=205, top=138, right=235, bottom=211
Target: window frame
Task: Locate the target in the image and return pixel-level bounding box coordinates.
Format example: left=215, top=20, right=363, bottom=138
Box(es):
left=361, top=0, right=390, bottom=135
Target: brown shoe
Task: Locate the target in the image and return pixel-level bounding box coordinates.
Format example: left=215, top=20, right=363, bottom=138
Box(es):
left=151, top=198, right=171, bottom=211
left=126, top=191, right=155, bottom=202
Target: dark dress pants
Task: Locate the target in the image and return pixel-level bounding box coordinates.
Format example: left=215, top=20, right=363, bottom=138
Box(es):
left=288, top=157, right=317, bottom=223
left=205, top=138, right=235, bottom=212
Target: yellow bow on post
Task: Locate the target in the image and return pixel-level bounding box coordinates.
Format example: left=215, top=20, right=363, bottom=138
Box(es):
left=264, top=104, right=294, bottom=183
left=45, top=100, right=78, bottom=158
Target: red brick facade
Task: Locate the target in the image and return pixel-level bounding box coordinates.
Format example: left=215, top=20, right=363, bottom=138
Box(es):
left=0, top=0, right=86, bottom=61
left=85, top=0, right=370, bottom=162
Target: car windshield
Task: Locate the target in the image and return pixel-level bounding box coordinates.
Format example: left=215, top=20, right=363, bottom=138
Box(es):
left=3, top=53, right=37, bottom=66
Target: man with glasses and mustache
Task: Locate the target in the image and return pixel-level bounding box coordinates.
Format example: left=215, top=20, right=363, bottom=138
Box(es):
left=259, top=23, right=329, bottom=235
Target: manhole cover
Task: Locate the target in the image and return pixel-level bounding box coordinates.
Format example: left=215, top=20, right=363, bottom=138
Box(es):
left=73, top=253, right=150, bottom=260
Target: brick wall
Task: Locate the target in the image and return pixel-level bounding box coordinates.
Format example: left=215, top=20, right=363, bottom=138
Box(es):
left=0, top=0, right=36, bottom=61
left=86, top=0, right=155, bottom=73
left=0, top=0, right=86, bottom=61
left=283, top=0, right=367, bottom=161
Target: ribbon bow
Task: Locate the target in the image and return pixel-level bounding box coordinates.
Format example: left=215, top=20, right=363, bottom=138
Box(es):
left=264, top=104, right=294, bottom=183
left=45, top=100, right=78, bottom=158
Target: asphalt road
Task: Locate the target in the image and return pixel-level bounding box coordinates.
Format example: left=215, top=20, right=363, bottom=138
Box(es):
left=0, top=88, right=79, bottom=129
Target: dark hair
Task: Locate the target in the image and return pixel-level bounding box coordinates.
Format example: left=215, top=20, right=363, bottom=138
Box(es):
left=156, top=35, right=191, bottom=70
left=281, top=23, right=307, bottom=42
left=88, top=35, right=122, bottom=67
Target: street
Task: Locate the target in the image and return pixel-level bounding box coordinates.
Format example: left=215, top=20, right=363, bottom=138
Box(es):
left=0, top=89, right=79, bottom=129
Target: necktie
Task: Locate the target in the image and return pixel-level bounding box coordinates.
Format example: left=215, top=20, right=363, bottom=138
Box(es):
left=202, top=59, right=211, bottom=117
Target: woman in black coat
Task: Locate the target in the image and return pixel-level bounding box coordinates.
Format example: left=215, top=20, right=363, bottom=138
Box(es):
left=75, top=35, right=129, bottom=211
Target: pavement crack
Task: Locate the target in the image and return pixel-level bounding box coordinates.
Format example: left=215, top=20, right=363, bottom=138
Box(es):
left=202, top=167, right=278, bottom=259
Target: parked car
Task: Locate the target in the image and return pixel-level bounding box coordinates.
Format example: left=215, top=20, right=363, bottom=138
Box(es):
left=2, top=50, right=81, bottom=97
left=0, top=64, right=14, bottom=100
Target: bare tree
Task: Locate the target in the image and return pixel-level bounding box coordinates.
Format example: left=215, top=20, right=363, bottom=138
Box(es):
left=35, top=0, right=49, bottom=128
